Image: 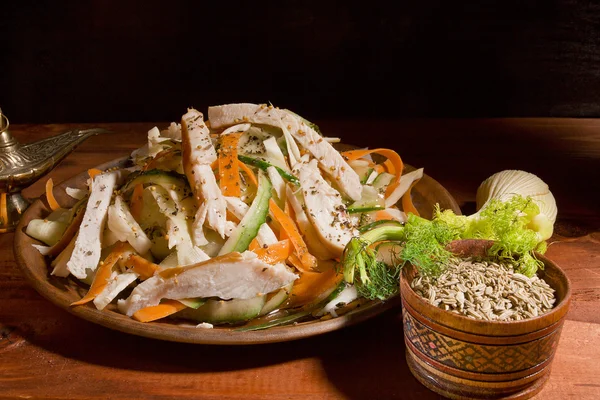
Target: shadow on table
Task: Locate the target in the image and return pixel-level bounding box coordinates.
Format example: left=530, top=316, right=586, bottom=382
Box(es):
left=317, top=309, right=443, bottom=400
left=9, top=298, right=441, bottom=399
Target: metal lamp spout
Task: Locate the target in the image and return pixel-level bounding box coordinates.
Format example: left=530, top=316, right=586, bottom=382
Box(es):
left=0, top=109, right=107, bottom=232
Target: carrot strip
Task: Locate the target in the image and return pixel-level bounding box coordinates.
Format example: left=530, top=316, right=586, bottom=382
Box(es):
left=341, top=148, right=404, bottom=198
left=248, top=238, right=261, bottom=251
left=269, top=199, right=316, bottom=271
left=71, top=242, right=127, bottom=306
left=238, top=161, right=258, bottom=186
left=129, top=184, right=144, bottom=221
left=88, top=168, right=102, bottom=180
left=375, top=210, right=397, bottom=221
left=286, top=253, right=305, bottom=272
left=401, top=180, right=421, bottom=217
left=287, top=267, right=344, bottom=307
left=123, top=254, right=161, bottom=280
left=0, top=193, right=7, bottom=227
left=45, top=178, right=61, bottom=211
left=218, top=132, right=243, bottom=197
left=253, top=239, right=292, bottom=264
left=132, top=299, right=187, bottom=323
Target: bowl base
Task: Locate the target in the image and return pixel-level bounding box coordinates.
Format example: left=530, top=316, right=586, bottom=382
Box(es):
left=406, top=346, right=550, bottom=400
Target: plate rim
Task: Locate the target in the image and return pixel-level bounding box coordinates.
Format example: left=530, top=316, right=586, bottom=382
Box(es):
left=13, top=156, right=460, bottom=345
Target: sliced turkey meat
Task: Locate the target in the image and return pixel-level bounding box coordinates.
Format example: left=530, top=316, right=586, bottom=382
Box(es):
left=119, top=251, right=298, bottom=316
left=208, top=103, right=362, bottom=201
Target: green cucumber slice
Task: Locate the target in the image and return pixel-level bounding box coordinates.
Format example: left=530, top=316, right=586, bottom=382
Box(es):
left=176, top=298, right=206, bottom=309
left=238, top=155, right=299, bottom=185
left=176, top=296, right=266, bottom=324
left=374, top=242, right=403, bottom=266
left=372, top=172, right=394, bottom=192
left=120, top=169, right=189, bottom=194
left=358, top=219, right=403, bottom=233
left=259, top=283, right=293, bottom=316
left=347, top=186, right=385, bottom=214
left=218, top=171, right=272, bottom=255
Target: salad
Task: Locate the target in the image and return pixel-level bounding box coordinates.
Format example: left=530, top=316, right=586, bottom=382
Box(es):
left=27, top=103, right=423, bottom=329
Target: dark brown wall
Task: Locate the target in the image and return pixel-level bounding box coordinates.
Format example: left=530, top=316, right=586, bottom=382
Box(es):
left=3, top=1, right=600, bottom=123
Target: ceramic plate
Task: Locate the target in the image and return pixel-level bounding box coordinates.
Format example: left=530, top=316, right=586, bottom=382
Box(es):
left=14, top=156, right=460, bottom=344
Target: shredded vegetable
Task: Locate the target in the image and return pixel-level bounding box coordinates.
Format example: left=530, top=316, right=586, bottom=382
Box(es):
left=28, top=103, right=423, bottom=328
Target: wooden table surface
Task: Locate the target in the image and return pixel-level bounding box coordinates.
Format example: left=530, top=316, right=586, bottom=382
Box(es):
left=1, top=119, right=599, bottom=399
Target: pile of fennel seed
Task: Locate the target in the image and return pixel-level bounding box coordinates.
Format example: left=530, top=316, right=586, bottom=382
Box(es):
left=411, top=259, right=556, bottom=321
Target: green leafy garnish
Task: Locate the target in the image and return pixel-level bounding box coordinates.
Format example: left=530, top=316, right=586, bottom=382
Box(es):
left=343, top=195, right=549, bottom=300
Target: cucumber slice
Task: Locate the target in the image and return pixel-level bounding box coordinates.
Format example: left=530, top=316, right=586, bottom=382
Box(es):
left=348, top=160, right=375, bottom=185
left=175, top=296, right=266, bottom=324
left=235, top=280, right=346, bottom=332
left=26, top=219, right=68, bottom=246
left=218, top=171, right=272, bottom=255
left=375, top=242, right=403, bottom=266
left=177, top=298, right=206, bottom=309
left=372, top=172, right=394, bottom=192
left=238, top=155, right=299, bottom=185
left=120, top=169, right=189, bottom=194
left=358, top=219, right=403, bottom=233
left=259, top=283, right=293, bottom=316
left=347, top=186, right=385, bottom=214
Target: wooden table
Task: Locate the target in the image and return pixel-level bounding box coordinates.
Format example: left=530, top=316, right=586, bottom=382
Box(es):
left=1, top=119, right=599, bottom=399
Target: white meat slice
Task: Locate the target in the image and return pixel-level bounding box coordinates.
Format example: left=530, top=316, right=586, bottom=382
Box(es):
left=67, top=170, right=122, bottom=279
left=149, top=186, right=210, bottom=266
left=296, top=159, right=358, bottom=256
left=119, top=251, right=298, bottom=316
left=286, top=185, right=335, bottom=260
left=107, top=195, right=152, bottom=255
left=93, top=271, right=139, bottom=310
left=181, top=108, right=227, bottom=240
left=208, top=103, right=362, bottom=201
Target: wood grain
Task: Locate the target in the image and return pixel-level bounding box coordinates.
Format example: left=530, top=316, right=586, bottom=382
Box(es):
left=1, top=119, right=599, bottom=399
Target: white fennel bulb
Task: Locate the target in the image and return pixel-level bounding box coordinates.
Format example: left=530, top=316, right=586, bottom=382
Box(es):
left=476, top=170, right=557, bottom=240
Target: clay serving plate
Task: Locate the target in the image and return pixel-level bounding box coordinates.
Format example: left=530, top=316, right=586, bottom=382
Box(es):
left=400, top=239, right=571, bottom=400
left=14, top=156, right=461, bottom=345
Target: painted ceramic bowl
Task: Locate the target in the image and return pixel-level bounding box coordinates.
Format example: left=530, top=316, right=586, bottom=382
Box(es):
left=400, top=239, right=571, bottom=399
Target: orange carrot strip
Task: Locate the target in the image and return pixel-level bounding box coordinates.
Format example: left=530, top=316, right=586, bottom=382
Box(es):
left=88, top=168, right=102, bottom=179
left=238, top=161, right=258, bottom=187
left=375, top=210, right=397, bottom=221
left=123, top=254, right=161, bottom=280
left=286, top=253, right=305, bottom=272
left=0, top=193, right=7, bottom=227
left=71, top=242, right=127, bottom=306
left=226, top=210, right=241, bottom=224
left=341, top=148, right=404, bottom=198
left=287, top=267, right=344, bottom=308
left=132, top=299, right=187, bottom=323
left=253, top=239, right=292, bottom=264
left=218, top=133, right=243, bottom=197
left=129, top=184, right=144, bottom=221
left=248, top=238, right=261, bottom=251
left=269, top=199, right=316, bottom=271
left=401, top=180, right=421, bottom=217
left=45, top=178, right=61, bottom=211
left=383, top=159, right=396, bottom=174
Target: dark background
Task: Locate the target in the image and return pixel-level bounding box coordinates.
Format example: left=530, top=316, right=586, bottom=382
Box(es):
left=2, top=1, right=600, bottom=123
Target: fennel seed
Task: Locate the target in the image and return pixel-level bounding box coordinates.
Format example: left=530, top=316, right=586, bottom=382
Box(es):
left=410, top=258, right=556, bottom=321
